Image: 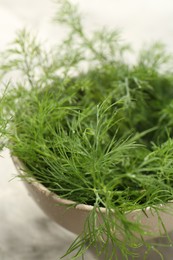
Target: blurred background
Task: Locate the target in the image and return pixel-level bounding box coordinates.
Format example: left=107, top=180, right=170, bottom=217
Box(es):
left=0, top=0, right=173, bottom=259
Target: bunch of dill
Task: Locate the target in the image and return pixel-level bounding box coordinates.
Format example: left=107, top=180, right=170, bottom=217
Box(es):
left=1, top=0, right=173, bottom=259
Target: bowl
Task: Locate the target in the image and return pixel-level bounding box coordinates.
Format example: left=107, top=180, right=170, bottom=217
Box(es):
left=12, top=155, right=173, bottom=239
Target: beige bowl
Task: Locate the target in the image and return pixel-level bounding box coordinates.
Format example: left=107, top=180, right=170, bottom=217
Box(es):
left=12, top=156, right=173, bottom=239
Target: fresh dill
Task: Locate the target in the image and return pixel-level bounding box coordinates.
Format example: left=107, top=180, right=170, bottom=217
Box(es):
left=1, top=0, right=173, bottom=259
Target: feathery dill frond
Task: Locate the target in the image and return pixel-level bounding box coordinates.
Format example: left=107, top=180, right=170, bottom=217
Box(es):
left=0, top=0, right=173, bottom=259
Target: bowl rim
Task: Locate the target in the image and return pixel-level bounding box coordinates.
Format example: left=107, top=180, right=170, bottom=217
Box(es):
left=11, top=155, right=102, bottom=212
left=11, top=154, right=171, bottom=215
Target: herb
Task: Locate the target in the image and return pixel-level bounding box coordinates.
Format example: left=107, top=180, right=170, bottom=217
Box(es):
left=0, top=85, right=8, bottom=150
left=1, top=0, right=173, bottom=259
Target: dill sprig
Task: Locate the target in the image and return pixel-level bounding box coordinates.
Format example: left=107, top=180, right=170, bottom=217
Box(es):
left=1, top=0, right=173, bottom=259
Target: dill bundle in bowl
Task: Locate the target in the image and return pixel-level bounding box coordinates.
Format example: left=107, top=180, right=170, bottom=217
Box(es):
left=1, top=0, right=173, bottom=259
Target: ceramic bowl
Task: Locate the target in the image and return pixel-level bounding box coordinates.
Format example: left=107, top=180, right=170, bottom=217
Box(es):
left=12, top=155, right=173, bottom=239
